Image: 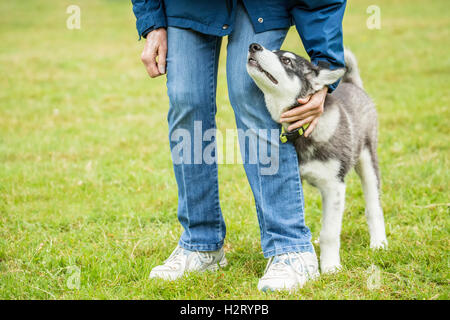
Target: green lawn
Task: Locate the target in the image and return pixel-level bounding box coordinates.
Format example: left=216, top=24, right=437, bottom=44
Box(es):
left=0, top=0, right=448, bottom=299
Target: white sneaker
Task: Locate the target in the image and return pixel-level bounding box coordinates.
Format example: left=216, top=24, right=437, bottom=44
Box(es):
left=149, top=246, right=227, bottom=280
left=257, top=251, right=319, bottom=292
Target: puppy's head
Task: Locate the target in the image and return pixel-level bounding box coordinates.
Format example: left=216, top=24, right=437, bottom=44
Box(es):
left=246, top=43, right=345, bottom=122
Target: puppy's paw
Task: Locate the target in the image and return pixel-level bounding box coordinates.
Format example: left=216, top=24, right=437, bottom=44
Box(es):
left=320, top=263, right=342, bottom=274
left=370, top=238, right=388, bottom=250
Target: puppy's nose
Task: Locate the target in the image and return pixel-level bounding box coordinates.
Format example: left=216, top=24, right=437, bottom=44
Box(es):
left=249, top=43, right=262, bottom=53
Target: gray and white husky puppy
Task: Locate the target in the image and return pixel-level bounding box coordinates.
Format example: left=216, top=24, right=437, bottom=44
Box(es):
left=247, top=43, right=387, bottom=273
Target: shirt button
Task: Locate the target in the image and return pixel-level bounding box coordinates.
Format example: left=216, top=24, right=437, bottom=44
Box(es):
left=258, top=17, right=263, bottom=23
left=222, top=24, right=229, bottom=30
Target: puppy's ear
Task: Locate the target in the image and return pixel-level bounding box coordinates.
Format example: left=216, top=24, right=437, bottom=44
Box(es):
left=309, top=68, right=345, bottom=91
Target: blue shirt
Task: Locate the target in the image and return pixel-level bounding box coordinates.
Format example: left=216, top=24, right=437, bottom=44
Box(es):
left=131, top=0, right=346, bottom=91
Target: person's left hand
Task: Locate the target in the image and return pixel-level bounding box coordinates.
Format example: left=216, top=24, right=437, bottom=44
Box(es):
left=280, top=87, right=328, bottom=137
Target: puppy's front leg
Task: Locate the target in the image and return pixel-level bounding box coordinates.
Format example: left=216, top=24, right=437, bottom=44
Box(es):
left=319, top=182, right=346, bottom=273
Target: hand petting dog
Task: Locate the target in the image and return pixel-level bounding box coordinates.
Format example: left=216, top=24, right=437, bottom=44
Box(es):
left=280, top=87, right=328, bottom=137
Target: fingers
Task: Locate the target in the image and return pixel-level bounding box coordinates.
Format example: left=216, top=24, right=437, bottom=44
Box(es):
left=281, top=88, right=327, bottom=136
left=281, top=96, right=322, bottom=118
left=141, top=28, right=168, bottom=78
left=141, top=46, right=160, bottom=78
left=280, top=110, right=320, bottom=123
left=304, top=117, right=319, bottom=137
left=157, top=44, right=167, bottom=75
left=297, top=95, right=311, bottom=105
left=287, top=115, right=316, bottom=132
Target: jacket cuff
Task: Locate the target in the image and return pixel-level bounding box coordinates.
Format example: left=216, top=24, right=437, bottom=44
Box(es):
left=136, top=13, right=167, bottom=40
left=311, top=59, right=342, bottom=93
left=141, top=27, right=154, bottom=39
left=326, top=79, right=341, bottom=93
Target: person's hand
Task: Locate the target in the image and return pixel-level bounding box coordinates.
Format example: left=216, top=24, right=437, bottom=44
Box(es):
left=141, top=28, right=167, bottom=78
left=280, top=87, right=328, bottom=137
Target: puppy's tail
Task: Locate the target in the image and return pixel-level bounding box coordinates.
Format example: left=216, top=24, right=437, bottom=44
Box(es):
left=343, top=48, right=364, bottom=89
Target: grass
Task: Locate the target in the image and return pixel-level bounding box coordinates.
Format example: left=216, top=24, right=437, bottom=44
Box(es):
left=0, top=0, right=449, bottom=299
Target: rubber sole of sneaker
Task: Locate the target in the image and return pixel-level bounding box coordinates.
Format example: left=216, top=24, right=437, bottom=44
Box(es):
left=258, top=271, right=320, bottom=293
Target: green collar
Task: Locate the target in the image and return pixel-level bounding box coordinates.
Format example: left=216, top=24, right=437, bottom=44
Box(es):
left=280, top=123, right=309, bottom=143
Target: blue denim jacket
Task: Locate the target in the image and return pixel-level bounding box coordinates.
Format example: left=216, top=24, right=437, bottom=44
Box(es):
left=131, top=0, right=346, bottom=91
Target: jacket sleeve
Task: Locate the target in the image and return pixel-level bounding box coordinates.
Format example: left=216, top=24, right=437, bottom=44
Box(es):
left=290, top=0, right=346, bottom=92
left=131, top=0, right=167, bottom=40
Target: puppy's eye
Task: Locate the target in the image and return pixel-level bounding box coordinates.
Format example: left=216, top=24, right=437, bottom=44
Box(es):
left=281, top=57, right=292, bottom=65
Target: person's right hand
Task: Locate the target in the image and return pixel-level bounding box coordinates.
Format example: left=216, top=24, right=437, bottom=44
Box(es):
left=141, top=28, right=167, bottom=78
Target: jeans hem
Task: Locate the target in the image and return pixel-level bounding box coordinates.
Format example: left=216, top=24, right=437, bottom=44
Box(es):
left=263, top=243, right=315, bottom=258
left=179, top=239, right=224, bottom=252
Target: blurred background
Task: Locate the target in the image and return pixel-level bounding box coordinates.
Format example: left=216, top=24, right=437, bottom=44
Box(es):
left=0, top=1, right=448, bottom=299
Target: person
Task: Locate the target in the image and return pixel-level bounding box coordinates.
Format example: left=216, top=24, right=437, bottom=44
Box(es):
left=131, top=0, right=346, bottom=292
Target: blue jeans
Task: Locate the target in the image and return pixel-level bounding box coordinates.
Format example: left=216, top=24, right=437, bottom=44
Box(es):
left=166, top=4, right=313, bottom=258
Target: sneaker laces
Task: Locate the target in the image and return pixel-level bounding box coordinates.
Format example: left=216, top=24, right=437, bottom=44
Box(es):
left=163, top=247, right=186, bottom=270
left=196, top=251, right=215, bottom=264
left=264, top=253, right=307, bottom=278
left=164, top=247, right=215, bottom=270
